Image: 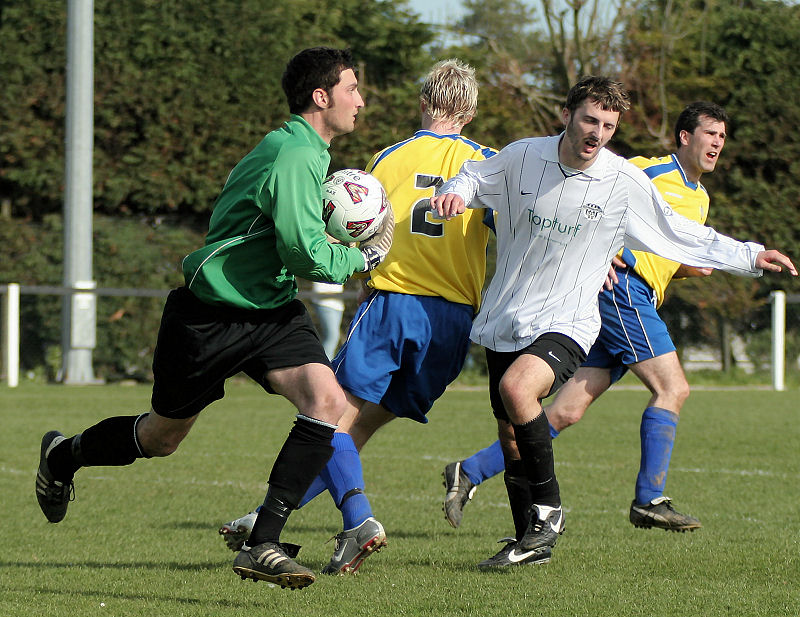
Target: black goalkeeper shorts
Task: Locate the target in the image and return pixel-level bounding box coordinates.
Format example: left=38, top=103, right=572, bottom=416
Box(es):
left=151, top=287, right=330, bottom=419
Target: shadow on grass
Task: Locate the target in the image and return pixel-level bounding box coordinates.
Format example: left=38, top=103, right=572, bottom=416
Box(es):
left=8, top=585, right=288, bottom=607
left=0, top=559, right=223, bottom=572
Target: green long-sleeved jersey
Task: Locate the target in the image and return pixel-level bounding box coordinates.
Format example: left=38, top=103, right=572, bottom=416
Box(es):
left=183, top=115, right=365, bottom=309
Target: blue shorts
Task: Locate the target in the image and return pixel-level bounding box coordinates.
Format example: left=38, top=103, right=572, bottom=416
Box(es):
left=332, top=290, right=474, bottom=423
left=584, top=268, right=675, bottom=384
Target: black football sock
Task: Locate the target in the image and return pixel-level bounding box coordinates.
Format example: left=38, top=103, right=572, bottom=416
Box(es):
left=249, top=489, right=294, bottom=547
left=504, top=458, right=533, bottom=540
left=47, top=414, right=149, bottom=482
left=512, top=412, right=560, bottom=508
left=249, top=415, right=335, bottom=545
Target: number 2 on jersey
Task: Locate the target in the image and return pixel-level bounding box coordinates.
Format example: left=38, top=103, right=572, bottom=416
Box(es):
left=410, top=174, right=444, bottom=237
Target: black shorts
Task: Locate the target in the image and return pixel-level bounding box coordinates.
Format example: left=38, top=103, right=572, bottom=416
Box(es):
left=151, top=287, right=329, bottom=419
left=485, top=333, right=586, bottom=422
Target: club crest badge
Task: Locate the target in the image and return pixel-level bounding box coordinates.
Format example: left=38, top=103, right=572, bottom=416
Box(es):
left=580, top=203, right=603, bottom=221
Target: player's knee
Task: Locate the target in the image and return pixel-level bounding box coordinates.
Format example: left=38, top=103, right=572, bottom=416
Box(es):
left=653, top=378, right=690, bottom=412
left=134, top=415, right=189, bottom=457
left=498, top=384, right=522, bottom=416
left=138, top=433, right=182, bottom=457
left=674, top=379, right=691, bottom=409
left=304, top=384, right=348, bottom=425
left=499, top=375, right=542, bottom=411
left=561, top=405, right=586, bottom=428
left=548, top=403, right=585, bottom=430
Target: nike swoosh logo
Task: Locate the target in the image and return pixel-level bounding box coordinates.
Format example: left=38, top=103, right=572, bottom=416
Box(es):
left=446, top=468, right=462, bottom=499
left=507, top=547, right=542, bottom=563
left=548, top=351, right=561, bottom=363
left=549, top=510, right=564, bottom=533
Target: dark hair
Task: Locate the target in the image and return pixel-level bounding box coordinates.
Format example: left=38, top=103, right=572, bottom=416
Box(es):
left=565, top=76, right=630, bottom=115
left=674, top=101, right=728, bottom=148
left=281, top=47, right=356, bottom=114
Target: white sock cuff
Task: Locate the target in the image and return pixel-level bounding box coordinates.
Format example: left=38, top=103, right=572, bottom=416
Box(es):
left=133, top=413, right=149, bottom=458
left=295, top=414, right=338, bottom=430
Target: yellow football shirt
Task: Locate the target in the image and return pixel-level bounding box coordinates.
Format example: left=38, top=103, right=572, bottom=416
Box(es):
left=365, top=131, right=496, bottom=311
left=625, top=153, right=711, bottom=306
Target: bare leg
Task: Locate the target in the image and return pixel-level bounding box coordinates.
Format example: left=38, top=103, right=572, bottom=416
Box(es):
left=544, top=366, right=612, bottom=432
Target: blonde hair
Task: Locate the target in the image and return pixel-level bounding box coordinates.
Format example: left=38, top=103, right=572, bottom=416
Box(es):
left=419, top=59, right=479, bottom=126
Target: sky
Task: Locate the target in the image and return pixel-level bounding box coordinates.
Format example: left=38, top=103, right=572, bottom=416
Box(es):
left=405, top=0, right=468, bottom=24
left=404, top=0, right=613, bottom=29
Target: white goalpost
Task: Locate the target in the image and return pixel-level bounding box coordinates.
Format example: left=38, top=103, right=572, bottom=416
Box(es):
left=2, top=284, right=20, bottom=388
left=770, top=290, right=800, bottom=392
left=771, top=291, right=786, bottom=391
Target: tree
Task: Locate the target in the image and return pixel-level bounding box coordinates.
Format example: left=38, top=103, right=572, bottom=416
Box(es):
left=620, top=0, right=800, bottom=249
left=0, top=2, right=68, bottom=218
left=435, top=0, right=633, bottom=146
left=0, top=0, right=435, bottom=379
left=537, top=0, right=634, bottom=93
left=0, top=0, right=434, bottom=221
left=620, top=0, right=800, bottom=368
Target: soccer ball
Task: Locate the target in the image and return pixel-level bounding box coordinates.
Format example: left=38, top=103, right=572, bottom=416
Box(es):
left=322, top=169, right=389, bottom=243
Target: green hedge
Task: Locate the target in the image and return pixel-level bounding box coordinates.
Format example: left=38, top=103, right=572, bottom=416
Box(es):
left=1, top=215, right=202, bottom=379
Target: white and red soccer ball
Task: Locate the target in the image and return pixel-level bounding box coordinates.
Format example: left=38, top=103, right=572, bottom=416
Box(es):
left=322, top=169, right=389, bottom=243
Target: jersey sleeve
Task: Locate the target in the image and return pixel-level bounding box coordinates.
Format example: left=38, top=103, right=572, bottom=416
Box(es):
left=622, top=164, right=763, bottom=277
left=365, top=149, right=381, bottom=173
left=265, top=146, right=365, bottom=281
left=437, top=144, right=514, bottom=210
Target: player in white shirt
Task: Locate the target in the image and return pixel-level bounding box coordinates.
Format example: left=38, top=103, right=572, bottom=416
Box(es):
left=430, top=76, right=796, bottom=569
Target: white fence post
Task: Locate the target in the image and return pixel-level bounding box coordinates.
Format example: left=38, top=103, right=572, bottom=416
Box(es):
left=3, top=283, right=20, bottom=387
left=771, top=290, right=786, bottom=392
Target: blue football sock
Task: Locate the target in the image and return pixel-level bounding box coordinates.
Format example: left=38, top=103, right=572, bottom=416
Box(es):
left=298, top=475, right=327, bottom=508
left=460, top=439, right=505, bottom=485
left=635, top=406, right=679, bottom=505
left=320, top=432, right=373, bottom=529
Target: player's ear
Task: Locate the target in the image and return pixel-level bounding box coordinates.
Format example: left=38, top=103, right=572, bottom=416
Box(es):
left=679, top=129, right=691, bottom=148
left=561, top=107, right=570, bottom=127
left=311, top=87, right=330, bottom=110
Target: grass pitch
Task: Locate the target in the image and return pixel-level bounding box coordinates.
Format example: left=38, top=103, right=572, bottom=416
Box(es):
left=1, top=381, right=798, bottom=616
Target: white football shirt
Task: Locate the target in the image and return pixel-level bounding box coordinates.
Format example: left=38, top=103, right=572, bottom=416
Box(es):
left=438, top=134, right=764, bottom=353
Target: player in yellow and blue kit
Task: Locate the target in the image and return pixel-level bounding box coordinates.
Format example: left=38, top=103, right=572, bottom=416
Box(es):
left=219, top=59, right=500, bottom=571
left=554, top=102, right=729, bottom=531
left=337, top=121, right=495, bottom=420
left=444, top=102, right=730, bottom=535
